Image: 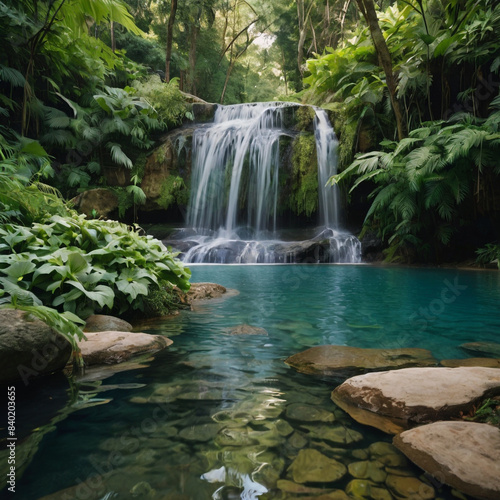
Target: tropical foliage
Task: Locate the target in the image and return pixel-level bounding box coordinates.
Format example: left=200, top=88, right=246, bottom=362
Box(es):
left=0, top=214, right=191, bottom=318
left=303, top=0, right=500, bottom=262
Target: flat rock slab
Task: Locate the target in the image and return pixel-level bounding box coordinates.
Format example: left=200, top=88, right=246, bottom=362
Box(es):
left=394, top=421, right=500, bottom=500
left=285, top=345, right=437, bottom=378
left=77, top=331, right=172, bottom=365
left=331, top=367, right=500, bottom=434
left=461, top=341, right=500, bottom=358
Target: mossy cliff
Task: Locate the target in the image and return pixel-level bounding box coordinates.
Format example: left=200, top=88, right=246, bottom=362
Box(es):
left=138, top=104, right=326, bottom=221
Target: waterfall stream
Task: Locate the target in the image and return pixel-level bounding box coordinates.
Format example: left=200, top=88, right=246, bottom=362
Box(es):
left=173, top=102, right=360, bottom=263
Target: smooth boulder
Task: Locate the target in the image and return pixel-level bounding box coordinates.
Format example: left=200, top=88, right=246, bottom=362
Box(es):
left=84, top=314, right=133, bottom=333
left=0, top=309, right=72, bottom=384
left=331, top=367, right=500, bottom=434
left=77, top=331, right=172, bottom=365
left=394, top=421, right=500, bottom=500
left=286, top=345, right=437, bottom=378
left=71, top=188, right=118, bottom=218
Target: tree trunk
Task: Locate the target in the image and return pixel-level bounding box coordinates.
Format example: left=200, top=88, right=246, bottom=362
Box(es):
left=165, top=0, right=178, bottom=83
left=188, top=24, right=199, bottom=95
left=220, top=59, right=235, bottom=104
left=356, top=0, right=406, bottom=140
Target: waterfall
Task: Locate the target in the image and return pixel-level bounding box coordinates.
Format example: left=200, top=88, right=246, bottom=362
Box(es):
left=174, top=102, right=361, bottom=264
left=314, top=108, right=339, bottom=229
left=188, top=103, right=284, bottom=237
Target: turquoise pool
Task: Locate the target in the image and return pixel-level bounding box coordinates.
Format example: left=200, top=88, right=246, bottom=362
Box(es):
left=14, top=265, right=500, bottom=499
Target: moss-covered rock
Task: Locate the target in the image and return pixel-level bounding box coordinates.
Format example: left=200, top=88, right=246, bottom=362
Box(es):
left=289, top=133, right=318, bottom=217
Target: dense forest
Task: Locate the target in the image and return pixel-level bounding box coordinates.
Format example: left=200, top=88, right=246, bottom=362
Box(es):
left=1, top=0, right=500, bottom=341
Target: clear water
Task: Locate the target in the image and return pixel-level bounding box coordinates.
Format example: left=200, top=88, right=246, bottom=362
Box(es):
left=11, top=265, right=500, bottom=499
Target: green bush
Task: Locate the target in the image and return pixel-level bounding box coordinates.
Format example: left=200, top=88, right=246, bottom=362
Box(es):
left=0, top=214, right=191, bottom=320
left=132, top=75, right=192, bottom=128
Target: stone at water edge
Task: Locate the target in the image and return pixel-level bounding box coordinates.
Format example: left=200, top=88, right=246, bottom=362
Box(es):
left=285, top=345, right=437, bottom=377
left=84, top=314, right=133, bottom=333
left=331, top=367, right=500, bottom=434
left=393, top=421, right=500, bottom=500
left=77, top=331, right=172, bottom=365
left=0, top=309, right=72, bottom=383
left=175, top=282, right=228, bottom=306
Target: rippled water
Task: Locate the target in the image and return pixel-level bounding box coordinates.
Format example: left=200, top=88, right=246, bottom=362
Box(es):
left=12, top=265, right=500, bottom=499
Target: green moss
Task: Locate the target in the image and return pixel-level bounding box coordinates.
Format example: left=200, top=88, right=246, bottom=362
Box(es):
left=290, top=133, right=318, bottom=217
left=295, top=106, right=316, bottom=132
left=157, top=175, right=189, bottom=210
left=142, top=281, right=181, bottom=317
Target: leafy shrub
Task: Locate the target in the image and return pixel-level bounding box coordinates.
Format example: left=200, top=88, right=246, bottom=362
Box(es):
left=331, top=106, right=500, bottom=261
left=42, top=85, right=164, bottom=197
left=476, top=244, right=500, bottom=268
left=132, top=75, right=192, bottom=128
left=0, top=214, right=191, bottom=320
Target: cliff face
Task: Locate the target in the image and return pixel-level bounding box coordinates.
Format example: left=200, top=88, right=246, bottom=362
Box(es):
left=139, top=103, right=325, bottom=225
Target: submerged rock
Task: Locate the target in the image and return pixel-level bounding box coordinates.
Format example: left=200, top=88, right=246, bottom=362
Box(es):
left=288, top=449, right=347, bottom=484
left=286, top=403, right=335, bottom=423
left=285, top=345, right=437, bottom=378
left=331, top=367, right=500, bottom=434
left=229, top=324, right=268, bottom=336
left=302, top=424, right=364, bottom=445
left=385, top=474, right=435, bottom=500
left=345, top=479, right=392, bottom=500
left=394, top=421, right=500, bottom=500
left=348, top=460, right=387, bottom=483
left=178, top=423, right=220, bottom=442
left=460, top=341, right=500, bottom=358
left=77, top=331, right=172, bottom=365
left=440, top=357, right=500, bottom=368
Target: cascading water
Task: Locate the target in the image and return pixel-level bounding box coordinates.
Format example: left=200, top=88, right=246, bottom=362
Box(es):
left=174, top=102, right=361, bottom=263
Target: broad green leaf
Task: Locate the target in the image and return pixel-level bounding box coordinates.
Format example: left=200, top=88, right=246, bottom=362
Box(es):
left=3, top=260, right=36, bottom=280
left=65, top=281, right=114, bottom=309
left=67, top=252, right=88, bottom=274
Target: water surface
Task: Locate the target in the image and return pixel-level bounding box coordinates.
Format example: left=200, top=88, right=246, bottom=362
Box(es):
left=13, top=265, right=500, bottom=499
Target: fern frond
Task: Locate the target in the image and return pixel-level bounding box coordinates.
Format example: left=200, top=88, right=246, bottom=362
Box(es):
left=106, top=142, right=133, bottom=169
